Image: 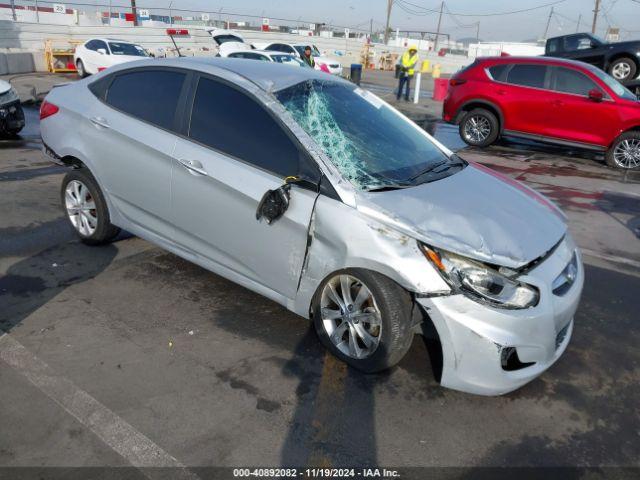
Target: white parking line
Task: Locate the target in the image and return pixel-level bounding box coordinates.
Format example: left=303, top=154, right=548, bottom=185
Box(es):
left=582, top=248, right=640, bottom=270
left=0, top=332, right=199, bottom=480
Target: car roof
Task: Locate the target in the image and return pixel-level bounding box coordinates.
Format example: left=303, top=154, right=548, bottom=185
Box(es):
left=115, top=57, right=347, bottom=92
left=476, top=55, right=596, bottom=69
left=87, top=38, right=136, bottom=44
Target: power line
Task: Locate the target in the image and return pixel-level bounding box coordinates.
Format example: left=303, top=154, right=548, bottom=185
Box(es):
left=386, top=0, right=569, bottom=17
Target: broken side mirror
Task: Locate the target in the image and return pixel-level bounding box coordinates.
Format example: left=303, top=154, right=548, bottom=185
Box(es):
left=255, top=177, right=319, bottom=225
left=256, top=183, right=292, bottom=225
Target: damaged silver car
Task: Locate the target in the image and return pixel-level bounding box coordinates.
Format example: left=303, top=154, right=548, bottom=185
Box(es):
left=40, top=58, right=584, bottom=395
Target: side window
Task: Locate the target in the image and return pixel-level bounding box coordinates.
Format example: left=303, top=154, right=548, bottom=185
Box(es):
left=546, top=38, right=561, bottom=54
left=487, top=64, right=508, bottom=81
left=189, top=77, right=300, bottom=176
left=506, top=64, right=547, bottom=89
left=94, top=40, right=109, bottom=54
left=106, top=70, right=186, bottom=130
left=552, top=67, right=598, bottom=96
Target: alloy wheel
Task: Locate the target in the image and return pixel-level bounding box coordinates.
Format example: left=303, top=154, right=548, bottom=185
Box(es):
left=320, top=274, right=382, bottom=360
left=613, top=138, right=640, bottom=169
left=77, top=60, right=85, bottom=77
left=64, top=180, right=98, bottom=236
left=612, top=62, right=631, bottom=80
left=463, top=115, right=491, bottom=143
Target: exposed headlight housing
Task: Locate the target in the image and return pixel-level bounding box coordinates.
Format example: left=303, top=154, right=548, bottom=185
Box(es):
left=0, top=87, right=19, bottom=106
left=421, top=244, right=539, bottom=309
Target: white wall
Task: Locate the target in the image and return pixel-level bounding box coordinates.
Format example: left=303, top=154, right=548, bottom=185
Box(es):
left=469, top=42, right=544, bottom=58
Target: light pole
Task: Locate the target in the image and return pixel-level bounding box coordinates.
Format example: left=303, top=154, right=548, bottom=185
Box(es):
left=169, top=1, right=173, bottom=25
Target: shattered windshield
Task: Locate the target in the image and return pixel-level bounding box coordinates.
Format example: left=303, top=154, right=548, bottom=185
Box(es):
left=276, top=80, right=453, bottom=190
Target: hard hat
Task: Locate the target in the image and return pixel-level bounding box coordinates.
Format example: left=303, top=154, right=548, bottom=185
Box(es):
left=409, top=45, right=418, bottom=51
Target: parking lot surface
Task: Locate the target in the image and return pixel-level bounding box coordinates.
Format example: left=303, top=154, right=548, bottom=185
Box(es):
left=1, top=104, right=639, bottom=476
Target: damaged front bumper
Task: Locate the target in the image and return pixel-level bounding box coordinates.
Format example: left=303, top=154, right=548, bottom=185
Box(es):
left=0, top=99, right=25, bottom=134
left=417, top=236, right=584, bottom=396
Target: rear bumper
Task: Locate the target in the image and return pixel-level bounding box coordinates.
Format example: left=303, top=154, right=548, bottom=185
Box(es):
left=417, top=236, right=584, bottom=396
left=0, top=100, right=25, bottom=133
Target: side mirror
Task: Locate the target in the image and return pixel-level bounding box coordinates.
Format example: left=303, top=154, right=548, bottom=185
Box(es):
left=97, top=48, right=107, bottom=55
left=588, top=88, right=604, bottom=102
left=256, top=184, right=291, bottom=225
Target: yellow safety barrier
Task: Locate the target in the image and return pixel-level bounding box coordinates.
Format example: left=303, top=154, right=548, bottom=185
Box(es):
left=432, top=64, right=441, bottom=79
left=421, top=59, right=431, bottom=73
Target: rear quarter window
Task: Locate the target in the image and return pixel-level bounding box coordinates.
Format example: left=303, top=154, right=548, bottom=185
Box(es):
left=487, top=64, right=509, bottom=81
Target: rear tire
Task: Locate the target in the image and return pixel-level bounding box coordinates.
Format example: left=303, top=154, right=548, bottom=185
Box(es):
left=312, top=269, right=415, bottom=373
left=608, top=57, right=637, bottom=82
left=76, top=59, right=87, bottom=78
left=459, top=108, right=500, bottom=147
left=606, top=132, right=640, bottom=170
left=61, top=168, right=120, bottom=245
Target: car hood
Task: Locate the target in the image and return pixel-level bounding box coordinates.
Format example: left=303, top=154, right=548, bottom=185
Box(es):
left=0, top=79, right=11, bottom=95
left=356, top=162, right=567, bottom=269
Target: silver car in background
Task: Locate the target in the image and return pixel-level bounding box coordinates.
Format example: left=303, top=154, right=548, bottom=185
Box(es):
left=40, top=58, right=584, bottom=395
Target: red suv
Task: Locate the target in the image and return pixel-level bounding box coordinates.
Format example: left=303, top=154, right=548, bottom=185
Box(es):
left=443, top=56, right=640, bottom=169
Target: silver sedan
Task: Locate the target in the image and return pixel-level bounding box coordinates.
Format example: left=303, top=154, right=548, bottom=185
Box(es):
left=40, top=58, right=584, bottom=395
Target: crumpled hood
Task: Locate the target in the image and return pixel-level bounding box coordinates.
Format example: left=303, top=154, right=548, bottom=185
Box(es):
left=357, top=162, right=567, bottom=269
left=0, top=79, right=11, bottom=95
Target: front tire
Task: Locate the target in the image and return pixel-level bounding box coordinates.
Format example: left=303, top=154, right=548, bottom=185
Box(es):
left=608, top=57, right=637, bottom=82
left=312, top=269, right=415, bottom=373
left=606, top=132, right=640, bottom=170
left=61, top=168, right=120, bottom=245
left=459, top=108, right=500, bottom=147
left=76, top=59, right=87, bottom=78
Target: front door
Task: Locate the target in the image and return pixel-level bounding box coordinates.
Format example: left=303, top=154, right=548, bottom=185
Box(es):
left=543, top=66, right=620, bottom=146
left=171, top=75, right=319, bottom=300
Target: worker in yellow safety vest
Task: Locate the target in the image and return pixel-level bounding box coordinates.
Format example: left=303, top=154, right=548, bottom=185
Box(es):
left=397, top=46, right=419, bottom=101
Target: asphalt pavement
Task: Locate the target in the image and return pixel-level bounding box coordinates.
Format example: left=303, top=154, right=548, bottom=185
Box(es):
left=1, top=92, right=639, bottom=478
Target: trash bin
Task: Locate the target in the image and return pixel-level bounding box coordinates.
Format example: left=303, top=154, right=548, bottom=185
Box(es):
left=350, top=64, right=363, bottom=85
left=432, top=78, right=449, bottom=101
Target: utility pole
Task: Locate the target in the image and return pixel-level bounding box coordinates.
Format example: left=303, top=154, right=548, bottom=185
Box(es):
left=433, top=1, right=444, bottom=52
left=576, top=13, right=582, bottom=33
left=592, top=0, right=601, bottom=34
left=10, top=0, right=16, bottom=21
left=131, top=0, right=138, bottom=26
left=383, top=0, right=393, bottom=45
left=370, top=18, right=373, bottom=39
left=543, top=6, right=554, bottom=40
left=475, top=21, right=480, bottom=43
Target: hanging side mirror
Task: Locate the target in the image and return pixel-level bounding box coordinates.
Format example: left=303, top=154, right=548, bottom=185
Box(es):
left=256, top=183, right=292, bottom=225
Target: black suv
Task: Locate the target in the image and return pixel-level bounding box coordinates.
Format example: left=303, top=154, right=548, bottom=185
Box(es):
left=545, top=33, right=640, bottom=83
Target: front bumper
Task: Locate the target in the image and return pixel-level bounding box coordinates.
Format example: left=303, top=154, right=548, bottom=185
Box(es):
left=0, top=100, right=25, bottom=133
left=417, top=236, right=584, bottom=396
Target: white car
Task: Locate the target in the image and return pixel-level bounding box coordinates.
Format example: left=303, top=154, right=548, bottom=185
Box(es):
left=226, top=50, right=310, bottom=68
left=262, top=42, right=343, bottom=75
left=74, top=38, right=150, bottom=77
left=208, top=29, right=252, bottom=57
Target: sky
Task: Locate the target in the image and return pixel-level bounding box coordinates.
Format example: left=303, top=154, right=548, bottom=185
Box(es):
left=127, top=0, right=640, bottom=41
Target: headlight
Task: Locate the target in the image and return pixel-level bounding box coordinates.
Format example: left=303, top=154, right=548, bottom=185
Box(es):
left=421, top=244, right=539, bottom=309
left=0, top=87, right=19, bottom=105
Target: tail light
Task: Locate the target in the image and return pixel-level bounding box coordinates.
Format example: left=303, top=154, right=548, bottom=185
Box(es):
left=39, top=100, right=59, bottom=120
left=449, top=78, right=467, bottom=87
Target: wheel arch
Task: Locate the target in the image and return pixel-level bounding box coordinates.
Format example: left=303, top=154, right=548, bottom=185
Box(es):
left=454, top=100, right=504, bottom=132
left=606, top=52, right=640, bottom=72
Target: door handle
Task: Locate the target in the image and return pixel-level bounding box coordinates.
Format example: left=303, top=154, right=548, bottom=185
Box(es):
left=178, top=158, right=208, bottom=176
left=551, top=100, right=564, bottom=107
left=90, top=116, right=110, bottom=129
left=496, top=89, right=507, bottom=95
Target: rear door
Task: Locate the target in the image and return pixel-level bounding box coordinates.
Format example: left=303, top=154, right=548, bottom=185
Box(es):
left=499, top=63, right=551, bottom=135
left=543, top=66, right=620, bottom=146
left=86, top=67, right=189, bottom=240
left=170, top=75, right=320, bottom=300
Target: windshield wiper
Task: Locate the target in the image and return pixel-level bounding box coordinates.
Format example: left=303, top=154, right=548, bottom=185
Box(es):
left=404, top=156, right=465, bottom=183
left=364, top=183, right=413, bottom=192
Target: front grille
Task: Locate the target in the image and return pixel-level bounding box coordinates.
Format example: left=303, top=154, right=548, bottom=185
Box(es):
left=329, top=64, right=339, bottom=68
left=555, top=322, right=570, bottom=350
